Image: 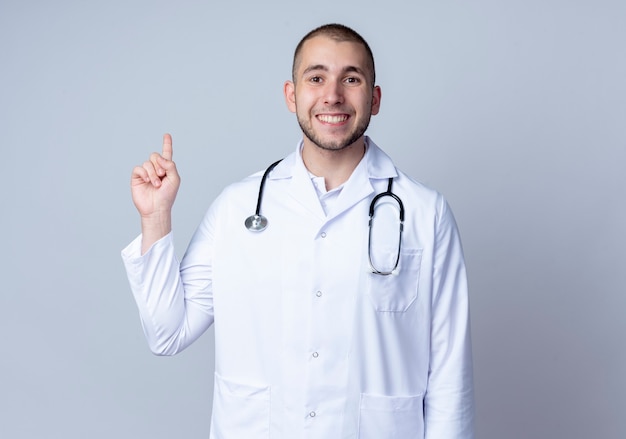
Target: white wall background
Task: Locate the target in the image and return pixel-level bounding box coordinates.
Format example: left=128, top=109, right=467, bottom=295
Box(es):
left=1, top=1, right=624, bottom=438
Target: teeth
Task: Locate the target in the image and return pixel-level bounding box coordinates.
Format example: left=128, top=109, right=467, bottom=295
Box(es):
left=318, top=114, right=348, bottom=124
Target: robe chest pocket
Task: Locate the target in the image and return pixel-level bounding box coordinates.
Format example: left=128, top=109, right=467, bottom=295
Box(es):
left=365, top=248, right=422, bottom=312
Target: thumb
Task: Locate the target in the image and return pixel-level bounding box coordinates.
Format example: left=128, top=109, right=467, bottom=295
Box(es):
left=157, top=154, right=179, bottom=181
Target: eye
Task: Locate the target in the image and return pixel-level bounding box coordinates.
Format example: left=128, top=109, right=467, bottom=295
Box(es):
left=344, top=76, right=361, bottom=85
left=309, top=76, right=323, bottom=84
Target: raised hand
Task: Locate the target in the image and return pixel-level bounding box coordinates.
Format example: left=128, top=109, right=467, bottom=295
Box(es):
left=130, top=134, right=181, bottom=252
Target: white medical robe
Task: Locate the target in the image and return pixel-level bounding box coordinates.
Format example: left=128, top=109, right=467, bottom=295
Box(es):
left=122, top=137, right=474, bottom=438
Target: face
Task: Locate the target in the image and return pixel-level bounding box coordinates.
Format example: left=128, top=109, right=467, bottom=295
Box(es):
left=284, top=36, right=381, bottom=152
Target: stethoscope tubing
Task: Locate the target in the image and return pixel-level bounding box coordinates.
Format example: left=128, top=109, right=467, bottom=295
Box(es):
left=246, top=161, right=405, bottom=275
left=253, top=159, right=283, bottom=217
left=368, top=177, right=404, bottom=275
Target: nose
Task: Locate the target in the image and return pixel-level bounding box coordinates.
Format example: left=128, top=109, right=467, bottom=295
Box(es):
left=323, top=79, right=344, bottom=105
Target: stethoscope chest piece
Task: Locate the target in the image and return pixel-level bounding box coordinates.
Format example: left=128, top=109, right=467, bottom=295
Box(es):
left=245, top=214, right=269, bottom=232
left=245, top=158, right=283, bottom=233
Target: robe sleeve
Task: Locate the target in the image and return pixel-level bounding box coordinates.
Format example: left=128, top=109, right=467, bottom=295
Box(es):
left=424, top=195, right=475, bottom=438
left=121, top=203, right=217, bottom=356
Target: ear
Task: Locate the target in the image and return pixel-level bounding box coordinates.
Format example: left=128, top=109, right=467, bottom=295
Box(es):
left=370, top=85, right=382, bottom=116
left=284, top=80, right=297, bottom=113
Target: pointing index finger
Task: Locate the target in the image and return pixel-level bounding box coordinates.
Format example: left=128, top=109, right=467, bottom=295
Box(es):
left=162, top=133, right=173, bottom=160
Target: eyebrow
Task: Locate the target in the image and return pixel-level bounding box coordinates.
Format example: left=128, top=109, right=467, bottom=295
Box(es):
left=301, top=64, right=366, bottom=77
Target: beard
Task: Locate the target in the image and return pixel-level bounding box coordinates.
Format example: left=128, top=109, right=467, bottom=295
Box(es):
left=297, top=110, right=372, bottom=151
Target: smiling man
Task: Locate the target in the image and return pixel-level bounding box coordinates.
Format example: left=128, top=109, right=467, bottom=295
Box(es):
left=284, top=29, right=381, bottom=192
left=287, top=30, right=379, bottom=151
left=122, top=23, right=474, bottom=438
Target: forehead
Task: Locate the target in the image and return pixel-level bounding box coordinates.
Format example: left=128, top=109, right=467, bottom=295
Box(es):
left=295, top=35, right=370, bottom=76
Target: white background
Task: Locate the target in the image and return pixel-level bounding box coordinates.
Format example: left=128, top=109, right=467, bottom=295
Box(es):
left=1, top=0, right=625, bottom=438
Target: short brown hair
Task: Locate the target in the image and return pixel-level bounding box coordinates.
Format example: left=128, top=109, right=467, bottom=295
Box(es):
left=292, top=23, right=376, bottom=85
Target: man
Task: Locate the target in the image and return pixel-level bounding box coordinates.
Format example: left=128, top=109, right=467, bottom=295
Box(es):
left=122, top=23, right=474, bottom=438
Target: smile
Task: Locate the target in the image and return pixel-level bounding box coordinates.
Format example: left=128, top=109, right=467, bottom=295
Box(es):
left=317, top=114, right=349, bottom=124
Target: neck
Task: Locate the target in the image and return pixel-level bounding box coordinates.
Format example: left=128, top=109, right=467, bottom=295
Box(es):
left=302, top=137, right=366, bottom=191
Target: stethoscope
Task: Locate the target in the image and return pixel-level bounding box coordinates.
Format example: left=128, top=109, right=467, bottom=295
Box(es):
left=245, top=160, right=405, bottom=275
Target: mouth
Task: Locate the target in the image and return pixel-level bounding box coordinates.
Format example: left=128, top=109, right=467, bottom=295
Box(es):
left=316, top=114, right=349, bottom=124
